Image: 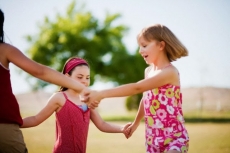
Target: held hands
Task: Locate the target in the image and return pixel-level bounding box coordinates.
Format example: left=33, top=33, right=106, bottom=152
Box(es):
left=122, top=122, right=132, bottom=139
left=123, top=122, right=139, bottom=139
left=81, top=89, right=103, bottom=109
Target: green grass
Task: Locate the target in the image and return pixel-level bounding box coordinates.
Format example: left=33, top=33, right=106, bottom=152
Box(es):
left=101, top=110, right=230, bottom=123
left=20, top=110, right=230, bottom=152
left=187, top=123, right=230, bottom=153
left=21, top=116, right=230, bottom=153
left=184, top=110, right=230, bottom=118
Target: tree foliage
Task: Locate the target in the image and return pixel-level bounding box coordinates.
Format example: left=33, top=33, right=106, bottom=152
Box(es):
left=26, top=1, right=147, bottom=110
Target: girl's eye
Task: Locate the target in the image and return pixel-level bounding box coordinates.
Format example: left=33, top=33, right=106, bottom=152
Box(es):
left=77, top=77, right=83, bottom=79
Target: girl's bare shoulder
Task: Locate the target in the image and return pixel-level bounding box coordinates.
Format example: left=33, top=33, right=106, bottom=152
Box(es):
left=163, top=65, right=180, bottom=85
left=48, top=92, right=66, bottom=106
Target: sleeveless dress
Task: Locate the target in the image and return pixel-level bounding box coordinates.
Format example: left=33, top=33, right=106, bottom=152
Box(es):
left=53, top=92, right=90, bottom=153
left=0, top=62, right=22, bottom=125
left=143, top=67, right=189, bottom=153
left=0, top=63, right=27, bottom=153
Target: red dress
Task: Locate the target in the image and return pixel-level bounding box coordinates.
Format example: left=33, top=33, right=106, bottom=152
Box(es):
left=0, top=63, right=22, bottom=125
left=53, top=92, right=90, bottom=153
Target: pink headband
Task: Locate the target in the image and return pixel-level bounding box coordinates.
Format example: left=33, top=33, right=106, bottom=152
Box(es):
left=64, top=58, right=88, bottom=74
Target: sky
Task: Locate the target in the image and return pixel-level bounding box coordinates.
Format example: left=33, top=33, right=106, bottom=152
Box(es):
left=1, top=0, right=230, bottom=94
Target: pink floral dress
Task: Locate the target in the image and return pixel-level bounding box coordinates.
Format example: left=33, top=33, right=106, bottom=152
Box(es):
left=143, top=71, right=189, bottom=153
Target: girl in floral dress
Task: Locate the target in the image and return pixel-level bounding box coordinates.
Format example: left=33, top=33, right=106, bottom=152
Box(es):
left=84, top=24, right=189, bottom=153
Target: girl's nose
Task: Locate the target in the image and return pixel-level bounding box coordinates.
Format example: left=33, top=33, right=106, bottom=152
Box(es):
left=81, top=79, right=88, bottom=86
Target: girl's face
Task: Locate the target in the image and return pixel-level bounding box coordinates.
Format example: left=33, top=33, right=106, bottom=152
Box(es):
left=69, top=65, right=90, bottom=87
left=138, top=36, right=161, bottom=64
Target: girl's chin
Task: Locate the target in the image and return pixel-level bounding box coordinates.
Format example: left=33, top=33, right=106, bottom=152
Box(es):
left=144, top=60, right=150, bottom=64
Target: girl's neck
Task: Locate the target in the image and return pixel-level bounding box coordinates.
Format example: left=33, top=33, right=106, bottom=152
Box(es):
left=150, top=52, right=171, bottom=70
left=150, top=61, right=171, bottom=70
left=64, top=89, right=85, bottom=106
left=65, top=89, right=80, bottom=96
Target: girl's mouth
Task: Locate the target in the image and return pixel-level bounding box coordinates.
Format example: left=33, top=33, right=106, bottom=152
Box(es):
left=143, top=55, right=148, bottom=59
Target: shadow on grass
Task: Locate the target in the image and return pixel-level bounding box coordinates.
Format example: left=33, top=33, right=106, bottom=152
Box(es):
left=103, top=116, right=230, bottom=123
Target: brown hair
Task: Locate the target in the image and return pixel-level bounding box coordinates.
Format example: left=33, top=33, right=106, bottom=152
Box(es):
left=137, top=24, right=188, bottom=62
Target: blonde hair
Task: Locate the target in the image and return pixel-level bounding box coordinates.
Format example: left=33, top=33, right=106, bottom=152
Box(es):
left=137, top=24, right=188, bottom=62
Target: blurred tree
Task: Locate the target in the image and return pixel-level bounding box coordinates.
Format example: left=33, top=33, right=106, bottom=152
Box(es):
left=25, top=0, right=147, bottom=110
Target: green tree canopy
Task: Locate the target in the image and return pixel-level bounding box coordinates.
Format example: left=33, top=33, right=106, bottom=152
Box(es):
left=26, top=1, right=146, bottom=88
left=26, top=1, right=146, bottom=110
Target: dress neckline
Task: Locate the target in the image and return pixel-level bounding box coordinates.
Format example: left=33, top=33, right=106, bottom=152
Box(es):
left=0, top=62, right=9, bottom=70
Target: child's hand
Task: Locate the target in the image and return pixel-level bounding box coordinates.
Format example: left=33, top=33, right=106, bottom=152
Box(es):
left=122, top=122, right=132, bottom=139
left=125, top=122, right=139, bottom=139
left=87, top=101, right=100, bottom=109
left=82, top=90, right=103, bottom=109
left=80, top=87, right=91, bottom=103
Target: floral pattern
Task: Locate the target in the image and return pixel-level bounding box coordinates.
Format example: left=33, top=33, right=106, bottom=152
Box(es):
left=143, top=84, right=189, bottom=153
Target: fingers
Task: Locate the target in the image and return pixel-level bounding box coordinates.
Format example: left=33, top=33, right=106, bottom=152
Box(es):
left=80, top=95, right=89, bottom=103
left=87, top=101, right=100, bottom=109
left=125, top=130, right=132, bottom=139
left=124, top=122, right=132, bottom=129
left=80, top=88, right=90, bottom=102
left=123, top=122, right=132, bottom=139
left=124, top=129, right=130, bottom=139
left=80, top=90, right=102, bottom=108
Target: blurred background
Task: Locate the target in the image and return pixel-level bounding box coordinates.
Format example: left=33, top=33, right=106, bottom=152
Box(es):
left=1, top=0, right=230, bottom=153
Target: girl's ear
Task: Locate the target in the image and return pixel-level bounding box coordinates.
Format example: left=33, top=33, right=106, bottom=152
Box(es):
left=159, top=41, right=166, bottom=50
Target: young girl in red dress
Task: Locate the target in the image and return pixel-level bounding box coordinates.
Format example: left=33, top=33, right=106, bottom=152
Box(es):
left=21, top=57, right=130, bottom=153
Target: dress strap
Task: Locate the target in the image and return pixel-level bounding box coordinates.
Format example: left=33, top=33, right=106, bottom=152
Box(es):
left=62, top=92, right=68, bottom=100
left=0, top=62, right=8, bottom=70
left=145, top=66, right=152, bottom=78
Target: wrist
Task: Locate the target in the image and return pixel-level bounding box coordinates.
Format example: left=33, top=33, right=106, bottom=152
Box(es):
left=133, top=120, right=140, bottom=126
left=99, top=90, right=105, bottom=100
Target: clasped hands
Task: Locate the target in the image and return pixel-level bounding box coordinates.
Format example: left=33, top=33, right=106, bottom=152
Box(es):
left=80, top=88, right=101, bottom=109
left=80, top=88, right=137, bottom=139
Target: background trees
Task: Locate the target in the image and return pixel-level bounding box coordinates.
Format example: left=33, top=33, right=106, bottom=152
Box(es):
left=26, top=1, right=146, bottom=110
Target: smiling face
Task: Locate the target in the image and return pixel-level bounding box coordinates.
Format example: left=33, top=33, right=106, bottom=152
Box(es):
left=70, top=65, right=90, bottom=87
left=138, top=36, right=161, bottom=64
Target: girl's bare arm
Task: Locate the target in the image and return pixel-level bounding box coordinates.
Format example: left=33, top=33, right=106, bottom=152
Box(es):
left=90, top=109, right=131, bottom=133
left=85, top=67, right=178, bottom=108
left=21, top=93, right=63, bottom=128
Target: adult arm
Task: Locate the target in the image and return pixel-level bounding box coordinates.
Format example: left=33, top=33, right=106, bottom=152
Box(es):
left=4, top=43, right=86, bottom=93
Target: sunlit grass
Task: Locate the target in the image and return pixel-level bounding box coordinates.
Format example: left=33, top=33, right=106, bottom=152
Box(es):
left=187, top=123, right=230, bottom=153
left=21, top=115, right=230, bottom=153
left=184, top=110, right=230, bottom=119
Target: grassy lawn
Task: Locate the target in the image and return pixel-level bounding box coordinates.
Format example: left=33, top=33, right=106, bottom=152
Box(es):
left=21, top=115, right=230, bottom=153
